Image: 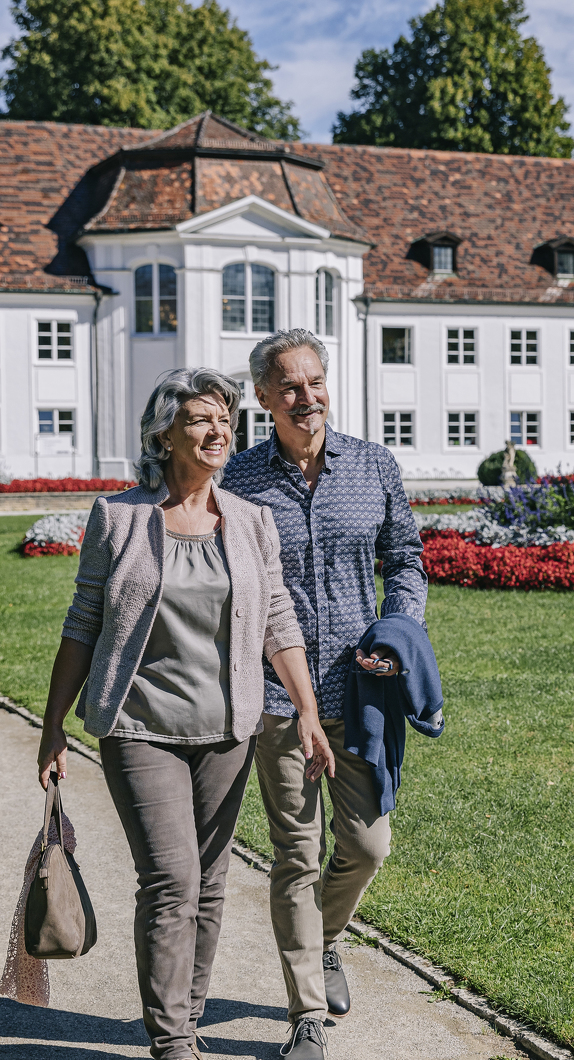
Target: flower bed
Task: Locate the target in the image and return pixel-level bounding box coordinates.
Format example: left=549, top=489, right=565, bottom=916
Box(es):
left=0, top=478, right=134, bottom=493
left=405, top=486, right=501, bottom=507
left=419, top=529, right=574, bottom=590
left=413, top=509, right=574, bottom=547
left=21, top=512, right=89, bottom=556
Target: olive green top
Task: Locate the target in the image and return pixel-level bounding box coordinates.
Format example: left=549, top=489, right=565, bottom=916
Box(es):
left=113, top=527, right=232, bottom=744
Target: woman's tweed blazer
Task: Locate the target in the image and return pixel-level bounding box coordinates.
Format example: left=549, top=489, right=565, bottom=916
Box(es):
left=62, top=481, right=305, bottom=741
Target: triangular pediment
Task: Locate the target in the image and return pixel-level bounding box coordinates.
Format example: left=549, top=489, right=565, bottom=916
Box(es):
left=176, top=195, right=331, bottom=241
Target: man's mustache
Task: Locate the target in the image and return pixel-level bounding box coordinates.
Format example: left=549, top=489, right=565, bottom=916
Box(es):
left=287, top=403, right=327, bottom=417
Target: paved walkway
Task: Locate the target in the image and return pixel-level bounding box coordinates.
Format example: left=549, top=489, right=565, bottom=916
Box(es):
left=0, top=708, right=529, bottom=1060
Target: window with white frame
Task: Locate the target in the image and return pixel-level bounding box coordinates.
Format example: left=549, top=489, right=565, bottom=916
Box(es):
left=433, top=245, right=454, bottom=272
left=447, top=327, right=476, bottom=364
left=557, top=250, right=574, bottom=277
left=383, top=411, right=414, bottom=447
left=315, top=270, right=336, bottom=336
left=37, top=321, right=73, bottom=360
left=510, top=329, right=538, bottom=365
left=222, top=263, right=275, bottom=333
left=38, top=409, right=75, bottom=441
left=382, top=328, right=412, bottom=364
left=134, top=264, right=177, bottom=334
left=510, top=411, right=539, bottom=446
left=570, top=330, right=574, bottom=365
left=448, top=412, right=478, bottom=446
left=570, top=411, right=574, bottom=445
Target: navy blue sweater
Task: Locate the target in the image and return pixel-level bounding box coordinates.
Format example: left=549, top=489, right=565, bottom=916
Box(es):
left=343, top=613, right=444, bottom=815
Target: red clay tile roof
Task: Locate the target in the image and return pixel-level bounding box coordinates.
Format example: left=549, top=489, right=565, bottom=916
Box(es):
left=5, top=117, right=574, bottom=303
left=59, top=113, right=366, bottom=243
left=294, top=143, right=574, bottom=304
left=0, top=120, right=156, bottom=291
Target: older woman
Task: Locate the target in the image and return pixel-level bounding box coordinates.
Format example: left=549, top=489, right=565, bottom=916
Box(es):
left=37, top=367, right=334, bottom=1060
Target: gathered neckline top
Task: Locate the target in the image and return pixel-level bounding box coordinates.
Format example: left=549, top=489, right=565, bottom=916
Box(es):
left=113, top=528, right=232, bottom=746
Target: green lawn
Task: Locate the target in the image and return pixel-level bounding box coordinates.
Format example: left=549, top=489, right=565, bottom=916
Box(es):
left=1, top=514, right=573, bottom=1045
left=239, top=581, right=574, bottom=1047
left=410, top=502, right=475, bottom=514
left=0, top=515, right=97, bottom=749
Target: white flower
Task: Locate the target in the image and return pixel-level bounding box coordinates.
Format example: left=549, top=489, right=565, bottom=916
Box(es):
left=414, top=508, right=574, bottom=547
left=24, top=511, right=90, bottom=548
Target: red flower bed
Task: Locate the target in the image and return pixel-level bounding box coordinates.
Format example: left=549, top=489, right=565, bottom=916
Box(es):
left=0, top=478, right=135, bottom=493
left=22, top=542, right=81, bottom=557
left=418, top=529, right=574, bottom=590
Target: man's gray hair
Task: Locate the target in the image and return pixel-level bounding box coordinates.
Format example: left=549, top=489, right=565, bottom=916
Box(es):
left=249, top=329, right=329, bottom=390
left=134, top=367, right=241, bottom=491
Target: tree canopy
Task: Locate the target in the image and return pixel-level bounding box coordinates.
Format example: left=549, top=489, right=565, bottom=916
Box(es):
left=332, top=0, right=573, bottom=157
left=1, top=0, right=302, bottom=139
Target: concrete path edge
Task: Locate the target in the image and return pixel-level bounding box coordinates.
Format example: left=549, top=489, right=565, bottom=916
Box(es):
left=2, top=695, right=572, bottom=1060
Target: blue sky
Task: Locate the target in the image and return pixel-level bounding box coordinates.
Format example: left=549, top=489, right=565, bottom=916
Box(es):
left=1, top=0, right=573, bottom=141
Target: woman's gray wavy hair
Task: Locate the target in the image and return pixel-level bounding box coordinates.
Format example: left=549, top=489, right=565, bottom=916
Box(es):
left=249, top=329, right=329, bottom=390
left=134, top=367, right=241, bottom=491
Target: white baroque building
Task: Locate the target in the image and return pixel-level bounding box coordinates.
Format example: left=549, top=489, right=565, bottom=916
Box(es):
left=2, top=114, right=574, bottom=482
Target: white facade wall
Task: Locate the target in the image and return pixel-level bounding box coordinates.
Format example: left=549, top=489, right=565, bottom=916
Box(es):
left=367, top=301, right=574, bottom=479
left=0, top=294, right=94, bottom=480
left=2, top=197, right=574, bottom=483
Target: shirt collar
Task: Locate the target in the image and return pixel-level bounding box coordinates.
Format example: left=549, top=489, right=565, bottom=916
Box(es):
left=267, top=421, right=343, bottom=471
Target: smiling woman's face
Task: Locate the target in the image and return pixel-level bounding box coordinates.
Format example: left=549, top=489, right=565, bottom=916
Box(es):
left=161, top=393, right=232, bottom=476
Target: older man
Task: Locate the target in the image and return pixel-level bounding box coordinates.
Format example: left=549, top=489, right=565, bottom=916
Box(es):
left=223, top=328, right=427, bottom=1059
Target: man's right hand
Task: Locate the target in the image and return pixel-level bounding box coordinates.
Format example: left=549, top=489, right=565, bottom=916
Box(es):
left=38, top=725, right=68, bottom=790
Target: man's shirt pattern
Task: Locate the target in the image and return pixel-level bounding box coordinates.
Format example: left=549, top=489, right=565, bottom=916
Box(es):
left=222, top=424, right=427, bottom=720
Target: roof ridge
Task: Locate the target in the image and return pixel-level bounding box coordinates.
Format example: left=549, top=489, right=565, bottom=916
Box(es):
left=314, top=142, right=574, bottom=165
left=122, top=114, right=207, bottom=152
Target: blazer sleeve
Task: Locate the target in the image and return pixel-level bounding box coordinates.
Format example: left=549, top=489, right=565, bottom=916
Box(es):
left=259, top=504, right=305, bottom=662
left=61, top=497, right=111, bottom=648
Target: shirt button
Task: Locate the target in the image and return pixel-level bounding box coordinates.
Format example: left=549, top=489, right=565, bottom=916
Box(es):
left=236, top=607, right=245, bottom=617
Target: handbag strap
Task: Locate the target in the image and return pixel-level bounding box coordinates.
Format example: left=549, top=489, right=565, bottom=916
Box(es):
left=43, top=771, right=65, bottom=853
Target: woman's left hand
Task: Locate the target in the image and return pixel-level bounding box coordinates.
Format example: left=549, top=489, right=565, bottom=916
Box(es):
left=356, top=647, right=400, bottom=676
left=297, top=715, right=336, bottom=781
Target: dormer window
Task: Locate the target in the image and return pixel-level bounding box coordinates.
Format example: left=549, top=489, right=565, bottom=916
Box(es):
left=433, top=245, right=454, bottom=273
left=407, top=231, right=461, bottom=274
left=531, top=238, right=574, bottom=279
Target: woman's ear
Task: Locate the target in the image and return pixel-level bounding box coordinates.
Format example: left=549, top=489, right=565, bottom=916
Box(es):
left=158, top=432, right=172, bottom=452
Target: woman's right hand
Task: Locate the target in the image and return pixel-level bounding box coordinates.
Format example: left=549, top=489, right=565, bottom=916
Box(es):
left=38, top=724, right=68, bottom=790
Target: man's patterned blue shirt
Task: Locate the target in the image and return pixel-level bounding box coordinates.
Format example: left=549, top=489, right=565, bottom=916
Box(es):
left=222, top=424, right=428, bottom=720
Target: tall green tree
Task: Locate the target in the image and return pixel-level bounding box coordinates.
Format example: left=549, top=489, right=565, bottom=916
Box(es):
left=1, top=0, right=302, bottom=139
left=333, top=0, right=573, bottom=157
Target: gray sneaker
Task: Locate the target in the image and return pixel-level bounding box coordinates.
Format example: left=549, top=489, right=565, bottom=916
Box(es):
left=323, top=948, right=351, bottom=1017
left=279, top=1017, right=327, bottom=1058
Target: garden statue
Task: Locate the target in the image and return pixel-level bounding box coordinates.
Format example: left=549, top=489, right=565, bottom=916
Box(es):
left=501, top=439, right=517, bottom=488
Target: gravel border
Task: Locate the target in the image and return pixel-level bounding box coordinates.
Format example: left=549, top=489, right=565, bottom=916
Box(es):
left=2, top=696, right=572, bottom=1060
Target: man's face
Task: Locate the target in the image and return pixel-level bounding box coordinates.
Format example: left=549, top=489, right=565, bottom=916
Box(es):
left=255, top=346, right=330, bottom=442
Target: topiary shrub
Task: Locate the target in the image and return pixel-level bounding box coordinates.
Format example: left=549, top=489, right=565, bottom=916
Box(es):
left=477, top=449, right=537, bottom=486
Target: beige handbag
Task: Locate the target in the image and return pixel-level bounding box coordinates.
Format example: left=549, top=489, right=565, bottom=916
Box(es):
left=24, top=773, right=97, bottom=959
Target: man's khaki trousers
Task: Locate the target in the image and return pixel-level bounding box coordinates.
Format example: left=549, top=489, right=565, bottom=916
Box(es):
left=255, top=715, right=391, bottom=1024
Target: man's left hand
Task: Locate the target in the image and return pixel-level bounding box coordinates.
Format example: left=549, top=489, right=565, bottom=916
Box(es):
left=297, top=715, right=336, bottom=781
left=356, top=647, right=400, bottom=676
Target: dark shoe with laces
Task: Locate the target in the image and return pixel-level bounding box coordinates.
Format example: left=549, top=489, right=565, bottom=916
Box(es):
left=323, top=947, right=351, bottom=1018
left=279, top=1017, right=327, bottom=1058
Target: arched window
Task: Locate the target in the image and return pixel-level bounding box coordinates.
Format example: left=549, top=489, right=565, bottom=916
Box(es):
left=222, top=263, right=275, bottom=333
left=315, top=270, right=336, bottom=336
left=134, top=264, right=177, bottom=334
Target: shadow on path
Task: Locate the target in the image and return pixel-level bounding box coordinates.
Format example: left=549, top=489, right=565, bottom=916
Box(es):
left=0, top=999, right=146, bottom=1045
left=1, top=996, right=287, bottom=1060
left=201, top=997, right=286, bottom=1026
